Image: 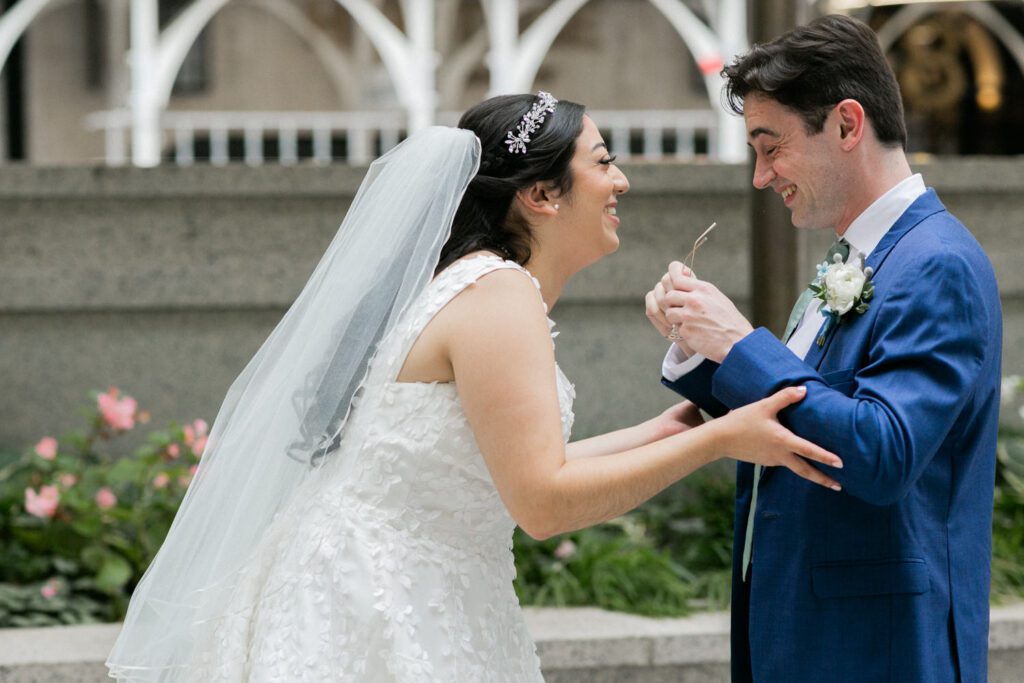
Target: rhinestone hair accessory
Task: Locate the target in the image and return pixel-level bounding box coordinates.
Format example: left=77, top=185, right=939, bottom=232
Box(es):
left=505, top=91, right=558, bottom=155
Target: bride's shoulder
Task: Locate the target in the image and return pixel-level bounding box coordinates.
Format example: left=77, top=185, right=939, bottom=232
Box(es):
left=440, top=253, right=537, bottom=293
left=436, top=254, right=547, bottom=326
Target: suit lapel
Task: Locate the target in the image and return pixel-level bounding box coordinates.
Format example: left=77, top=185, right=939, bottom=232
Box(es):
left=802, top=189, right=946, bottom=371
left=863, top=189, right=945, bottom=275
left=760, top=190, right=946, bottom=488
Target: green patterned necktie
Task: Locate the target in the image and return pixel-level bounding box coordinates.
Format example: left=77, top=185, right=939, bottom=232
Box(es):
left=741, top=238, right=849, bottom=581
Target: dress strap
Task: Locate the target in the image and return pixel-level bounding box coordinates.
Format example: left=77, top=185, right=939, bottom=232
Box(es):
left=376, top=254, right=547, bottom=384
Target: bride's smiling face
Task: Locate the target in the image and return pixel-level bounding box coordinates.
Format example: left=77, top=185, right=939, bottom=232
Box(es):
left=554, top=116, right=630, bottom=263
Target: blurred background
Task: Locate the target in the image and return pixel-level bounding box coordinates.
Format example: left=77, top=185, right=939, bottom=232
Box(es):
left=2, top=0, right=1024, bottom=446
left=3, top=1, right=1024, bottom=659
left=2, top=0, right=1024, bottom=166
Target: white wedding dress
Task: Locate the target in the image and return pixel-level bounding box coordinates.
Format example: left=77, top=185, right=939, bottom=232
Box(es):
left=188, top=254, right=574, bottom=681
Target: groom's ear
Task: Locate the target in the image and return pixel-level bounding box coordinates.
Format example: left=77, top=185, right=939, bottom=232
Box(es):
left=834, top=99, right=865, bottom=151
left=515, top=182, right=559, bottom=218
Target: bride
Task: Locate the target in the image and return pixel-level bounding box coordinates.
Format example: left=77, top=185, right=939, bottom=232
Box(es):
left=107, top=93, right=841, bottom=681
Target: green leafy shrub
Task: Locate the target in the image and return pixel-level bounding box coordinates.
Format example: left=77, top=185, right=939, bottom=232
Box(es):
left=992, top=429, right=1024, bottom=602
left=512, top=472, right=734, bottom=617
left=3, top=378, right=1023, bottom=628
left=513, top=518, right=693, bottom=617
left=992, top=376, right=1024, bottom=602
left=635, top=471, right=735, bottom=610
left=0, top=389, right=207, bottom=627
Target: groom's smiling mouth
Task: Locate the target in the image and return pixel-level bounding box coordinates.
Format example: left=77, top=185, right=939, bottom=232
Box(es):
left=780, top=185, right=796, bottom=205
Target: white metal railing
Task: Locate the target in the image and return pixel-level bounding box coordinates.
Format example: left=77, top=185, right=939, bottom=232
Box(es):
left=84, top=109, right=719, bottom=166
left=592, top=109, right=719, bottom=161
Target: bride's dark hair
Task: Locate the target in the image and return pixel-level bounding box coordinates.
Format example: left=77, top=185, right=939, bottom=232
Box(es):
left=435, top=93, right=586, bottom=273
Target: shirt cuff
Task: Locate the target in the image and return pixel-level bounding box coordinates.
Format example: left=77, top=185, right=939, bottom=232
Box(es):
left=662, top=344, right=707, bottom=381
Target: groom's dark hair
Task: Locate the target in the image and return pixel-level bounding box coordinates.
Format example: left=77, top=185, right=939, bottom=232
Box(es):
left=722, top=14, right=907, bottom=149
left=435, top=94, right=586, bottom=274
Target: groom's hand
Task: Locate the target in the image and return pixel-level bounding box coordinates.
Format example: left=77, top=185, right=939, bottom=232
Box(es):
left=661, top=264, right=754, bottom=363
left=646, top=263, right=697, bottom=356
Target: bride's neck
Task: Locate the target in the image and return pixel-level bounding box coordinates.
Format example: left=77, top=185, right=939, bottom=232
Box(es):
left=522, top=252, right=570, bottom=312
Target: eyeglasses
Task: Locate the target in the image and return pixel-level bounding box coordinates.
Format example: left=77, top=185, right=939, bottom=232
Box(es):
left=667, top=222, right=717, bottom=342
left=684, top=222, right=717, bottom=273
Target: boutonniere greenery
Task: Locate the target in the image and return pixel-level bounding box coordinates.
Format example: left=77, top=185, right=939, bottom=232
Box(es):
left=808, top=254, right=875, bottom=347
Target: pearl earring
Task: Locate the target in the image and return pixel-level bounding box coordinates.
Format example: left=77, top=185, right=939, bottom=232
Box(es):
left=553, top=204, right=560, bottom=210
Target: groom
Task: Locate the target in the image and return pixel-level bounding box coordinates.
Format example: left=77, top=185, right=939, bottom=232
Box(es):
left=647, top=15, right=1001, bottom=683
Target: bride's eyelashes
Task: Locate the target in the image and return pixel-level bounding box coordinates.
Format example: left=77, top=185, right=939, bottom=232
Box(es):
left=599, top=155, right=617, bottom=165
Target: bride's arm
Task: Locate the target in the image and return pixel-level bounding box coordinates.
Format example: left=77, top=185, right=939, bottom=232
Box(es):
left=566, top=401, right=703, bottom=460
left=440, top=270, right=841, bottom=540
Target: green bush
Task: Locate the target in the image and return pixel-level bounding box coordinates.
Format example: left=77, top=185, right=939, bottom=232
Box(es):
left=992, top=427, right=1024, bottom=602
left=0, top=389, right=207, bottom=627
left=513, top=379, right=1024, bottom=616
left=3, top=381, right=1023, bottom=627
left=513, top=518, right=693, bottom=617
left=512, top=470, right=734, bottom=617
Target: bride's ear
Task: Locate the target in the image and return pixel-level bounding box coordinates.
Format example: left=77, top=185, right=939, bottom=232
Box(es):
left=515, top=182, right=559, bottom=219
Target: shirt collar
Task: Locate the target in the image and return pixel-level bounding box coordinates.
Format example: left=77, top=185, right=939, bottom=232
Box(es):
left=840, top=174, right=926, bottom=259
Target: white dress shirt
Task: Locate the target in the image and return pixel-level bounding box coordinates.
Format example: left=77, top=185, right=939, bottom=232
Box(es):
left=662, top=174, right=927, bottom=379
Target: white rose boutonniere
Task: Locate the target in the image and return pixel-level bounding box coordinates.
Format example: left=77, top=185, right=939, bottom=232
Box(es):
left=808, top=254, right=874, bottom=347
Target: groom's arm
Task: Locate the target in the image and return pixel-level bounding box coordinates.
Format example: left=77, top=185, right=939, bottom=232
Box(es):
left=661, top=354, right=730, bottom=418
left=710, top=252, right=990, bottom=506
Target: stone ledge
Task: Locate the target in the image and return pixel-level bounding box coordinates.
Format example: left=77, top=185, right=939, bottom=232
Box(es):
left=2, top=158, right=1023, bottom=199
left=0, top=604, right=1021, bottom=682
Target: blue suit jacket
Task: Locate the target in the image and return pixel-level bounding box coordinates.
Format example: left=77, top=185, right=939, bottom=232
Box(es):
left=663, top=190, right=1001, bottom=682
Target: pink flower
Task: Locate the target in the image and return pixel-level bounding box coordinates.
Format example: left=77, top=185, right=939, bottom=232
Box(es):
left=182, top=425, right=194, bottom=446
left=97, top=387, right=137, bottom=431
left=166, top=443, right=181, bottom=459
left=553, top=539, right=577, bottom=560
left=95, top=487, right=118, bottom=510
left=191, top=435, right=207, bottom=457
left=58, top=473, right=77, bottom=488
left=34, top=437, right=58, bottom=460
left=152, top=472, right=170, bottom=489
left=40, top=578, right=60, bottom=599
left=192, top=419, right=208, bottom=437
left=24, top=486, right=60, bottom=519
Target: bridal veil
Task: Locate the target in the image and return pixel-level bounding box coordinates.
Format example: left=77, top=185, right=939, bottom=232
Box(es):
left=107, top=127, right=481, bottom=680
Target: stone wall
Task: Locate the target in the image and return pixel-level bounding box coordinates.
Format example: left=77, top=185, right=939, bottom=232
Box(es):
left=1, top=159, right=1022, bottom=450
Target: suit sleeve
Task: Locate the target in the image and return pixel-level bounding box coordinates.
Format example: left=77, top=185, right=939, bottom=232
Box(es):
left=662, top=358, right=730, bottom=418
left=711, top=252, right=989, bottom=506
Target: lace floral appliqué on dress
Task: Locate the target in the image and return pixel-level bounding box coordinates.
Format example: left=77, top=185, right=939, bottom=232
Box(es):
left=188, top=255, right=574, bottom=682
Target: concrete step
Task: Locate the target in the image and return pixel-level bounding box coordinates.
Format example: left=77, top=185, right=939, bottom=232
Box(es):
left=1, top=604, right=1022, bottom=681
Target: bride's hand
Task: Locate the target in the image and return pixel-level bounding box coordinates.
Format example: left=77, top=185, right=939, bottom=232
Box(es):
left=711, top=386, right=843, bottom=491
left=648, top=400, right=704, bottom=439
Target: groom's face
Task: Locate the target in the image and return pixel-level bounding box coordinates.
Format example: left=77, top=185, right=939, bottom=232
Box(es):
left=744, top=94, right=849, bottom=231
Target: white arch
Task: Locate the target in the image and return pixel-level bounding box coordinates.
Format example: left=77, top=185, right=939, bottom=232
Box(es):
left=247, top=0, right=358, bottom=108
left=154, top=0, right=229, bottom=109
left=157, top=0, right=358, bottom=109
left=482, top=0, right=747, bottom=161
left=645, top=0, right=746, bottom=161
left=126, top=0, right=435, bottom=165
left=508, top=0, right=591, bottom=91
left=0, top=0, right=73, bottom=76
left=438, top=25, right=488, bottom=106
left=154, top=0, right=364, bottom=109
